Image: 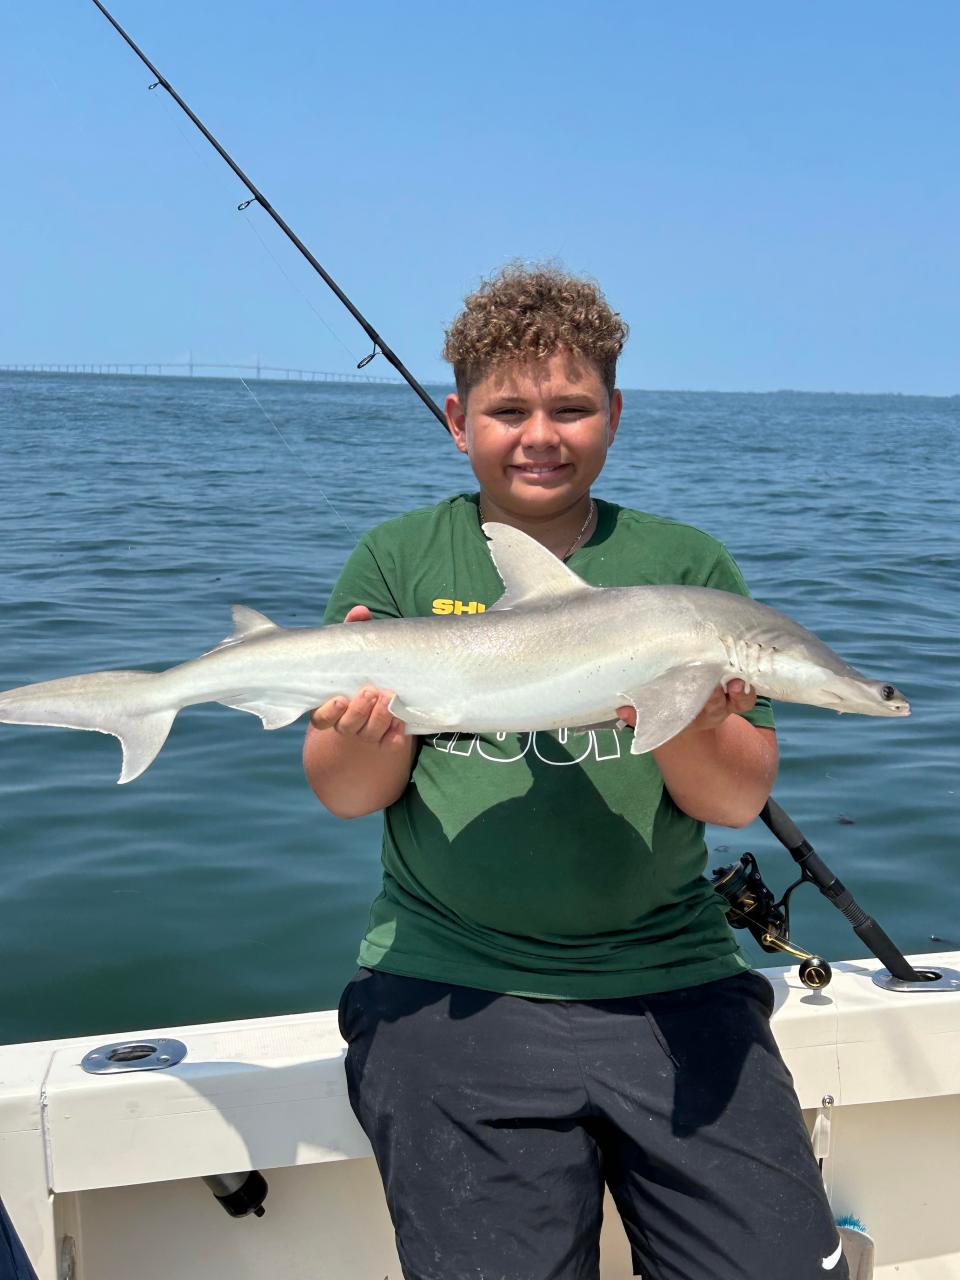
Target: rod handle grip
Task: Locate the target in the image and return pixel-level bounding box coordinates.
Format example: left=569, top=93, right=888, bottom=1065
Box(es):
left=760, top=798, right=810, bottom=853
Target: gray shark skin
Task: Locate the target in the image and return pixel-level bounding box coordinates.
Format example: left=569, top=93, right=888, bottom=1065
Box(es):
left=0, top=523, right=909, bottom=784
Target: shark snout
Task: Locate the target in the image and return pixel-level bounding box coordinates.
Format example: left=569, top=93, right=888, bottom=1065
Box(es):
left=822, top=680, right=910, bottom=717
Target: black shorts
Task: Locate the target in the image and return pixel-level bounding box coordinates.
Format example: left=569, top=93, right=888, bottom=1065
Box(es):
left=0, top=1193, right=38, bottom=1280
left=339, top=967, right=847, bottom=1280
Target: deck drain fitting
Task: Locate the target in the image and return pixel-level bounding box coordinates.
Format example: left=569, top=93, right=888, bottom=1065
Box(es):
left=81, top=1038, right=188, bottom=1074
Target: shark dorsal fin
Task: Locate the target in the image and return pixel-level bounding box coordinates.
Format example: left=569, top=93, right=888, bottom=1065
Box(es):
left=206, top=604, right=282, bottom=655
left=483, top=522, right=595, bottom=611
left=228, top=604, right=281, bottom=639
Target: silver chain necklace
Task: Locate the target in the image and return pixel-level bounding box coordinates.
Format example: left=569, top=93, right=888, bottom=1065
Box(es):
left=478, top=498, right=596, bottom=561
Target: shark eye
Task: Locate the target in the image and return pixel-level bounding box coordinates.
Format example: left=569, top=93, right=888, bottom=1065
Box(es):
left=881, top=684, right=896, bottom=701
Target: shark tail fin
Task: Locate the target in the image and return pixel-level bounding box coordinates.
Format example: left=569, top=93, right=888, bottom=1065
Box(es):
left=0, top=669, right=176, bottom=784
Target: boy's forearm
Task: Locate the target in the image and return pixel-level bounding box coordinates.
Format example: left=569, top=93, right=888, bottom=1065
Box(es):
left=303, top=725, right=415, bottom=819
left=652, top=719, right=778, bottom=828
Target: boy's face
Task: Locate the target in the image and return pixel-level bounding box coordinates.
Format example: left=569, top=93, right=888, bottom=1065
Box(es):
left=446, top=350, right=622, bottom=519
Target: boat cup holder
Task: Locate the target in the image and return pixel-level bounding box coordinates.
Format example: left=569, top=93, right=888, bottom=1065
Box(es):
left=81, top=1038, right=188, bottom=1074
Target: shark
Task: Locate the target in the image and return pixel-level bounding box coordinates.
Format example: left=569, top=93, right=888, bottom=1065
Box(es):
left=0, top=523, right=909, bottom=784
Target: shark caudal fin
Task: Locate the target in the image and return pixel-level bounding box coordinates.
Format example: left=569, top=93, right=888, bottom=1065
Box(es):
left=0, top=669, right=176, bottom=784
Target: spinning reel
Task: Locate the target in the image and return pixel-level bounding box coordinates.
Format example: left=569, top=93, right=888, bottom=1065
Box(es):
left=712, top=850, right=831, bottom=989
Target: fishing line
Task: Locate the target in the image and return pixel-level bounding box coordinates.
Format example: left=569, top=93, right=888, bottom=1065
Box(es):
left=147, top=76, right=366, bottom=510
left=145, top=80, right=363, bottom=367
left=89, top=0, right=449, bottom=432
left=239, top=216, right=362, bottom=367
left=238, top=378, right=357, bottom=539
left=38, top=20, right=353, bottom=380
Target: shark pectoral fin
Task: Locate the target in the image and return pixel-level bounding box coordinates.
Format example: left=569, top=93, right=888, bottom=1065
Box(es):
left=218, top=698, right=309, bottom=730
left=618, top=663, right=725, bottom=755
left=387, top=694, right=447, bottom=735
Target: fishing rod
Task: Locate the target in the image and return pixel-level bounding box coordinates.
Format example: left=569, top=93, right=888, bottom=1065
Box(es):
left=712, top=797, right=938, bottom=989
left=89, top=0, right=449, bottom=433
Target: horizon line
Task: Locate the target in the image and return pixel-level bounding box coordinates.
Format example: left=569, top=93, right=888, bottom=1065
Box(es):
left=0, top=365, right=955, bottom=401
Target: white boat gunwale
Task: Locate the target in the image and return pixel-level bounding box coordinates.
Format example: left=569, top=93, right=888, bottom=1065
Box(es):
left=2, top=950, right=959, bottom=1279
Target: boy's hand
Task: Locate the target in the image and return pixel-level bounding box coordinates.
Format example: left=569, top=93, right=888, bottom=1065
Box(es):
left=617, top=679, right=757, bottom=738
left=309, top=606, right=407, bottom=747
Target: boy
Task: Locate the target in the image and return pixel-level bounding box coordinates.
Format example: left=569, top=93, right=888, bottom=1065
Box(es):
left=303, top=266, right=846, bottom=1280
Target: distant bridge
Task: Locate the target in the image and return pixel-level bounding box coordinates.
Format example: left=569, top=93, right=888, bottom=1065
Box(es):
left=0, top=359, right=402, bottom=385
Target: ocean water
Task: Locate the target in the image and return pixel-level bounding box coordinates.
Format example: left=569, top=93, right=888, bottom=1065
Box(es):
left=0, top=372, right=957, bottom=1045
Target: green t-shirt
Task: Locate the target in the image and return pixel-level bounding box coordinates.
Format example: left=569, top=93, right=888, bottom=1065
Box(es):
left=324, top=494, right=775, bottom=999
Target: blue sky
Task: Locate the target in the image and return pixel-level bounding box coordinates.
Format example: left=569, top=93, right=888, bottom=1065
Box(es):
left=3, top=1, right=958, bottom=393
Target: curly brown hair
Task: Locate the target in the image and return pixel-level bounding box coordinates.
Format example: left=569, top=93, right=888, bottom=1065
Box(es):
left=442, top=263, right=628, bottom=402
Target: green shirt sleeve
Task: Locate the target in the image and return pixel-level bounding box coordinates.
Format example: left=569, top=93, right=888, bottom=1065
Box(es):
left=323, top=535, right=403, bottom=625
left=703, top=545, right=776, bottom=732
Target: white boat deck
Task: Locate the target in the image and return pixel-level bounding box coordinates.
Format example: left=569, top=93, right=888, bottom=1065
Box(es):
left=1, top=951, right=959, bottom=1279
